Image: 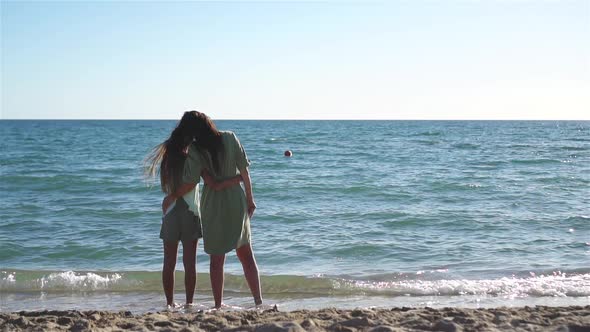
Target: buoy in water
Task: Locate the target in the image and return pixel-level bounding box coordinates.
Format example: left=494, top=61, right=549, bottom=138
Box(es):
left=284, top=150, right=293, bottom=157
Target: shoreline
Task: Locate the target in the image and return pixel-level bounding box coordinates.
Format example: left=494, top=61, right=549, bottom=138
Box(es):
left=1, top=305, right=588, bottom=331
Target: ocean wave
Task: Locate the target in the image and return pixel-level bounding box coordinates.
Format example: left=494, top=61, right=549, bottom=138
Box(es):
left=411, top=131, right=443, bottom=137
left=411, top=139, right=439, bottom=145
left=2, top=270, right=589, bottom=298
left=556, top=146, right=589, bottom=151
left=510, top=159, right=562, bottom=165
left=565, top=138, right=590, bottom=142
left=564, top=215, right=590, bottom=227
left=451, top=143, right=480, bottom=150
left=336, top=272, right=590, bottom=297
left=469, top=160, right=508, bottom=169
left=427, top=181, right=488, bottom=192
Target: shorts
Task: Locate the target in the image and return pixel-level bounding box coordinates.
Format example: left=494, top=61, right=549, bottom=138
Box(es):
left=160, top=198, right=203, bottom=242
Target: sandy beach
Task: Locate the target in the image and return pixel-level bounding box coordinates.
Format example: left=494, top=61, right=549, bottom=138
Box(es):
left=1, top=305, right=588, bottom=331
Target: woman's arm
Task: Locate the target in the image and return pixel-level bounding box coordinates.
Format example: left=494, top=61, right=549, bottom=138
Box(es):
left=239, top=167, right=256, bottom=218
left=201, top=170, right=242, bottom=191
left=162, top=182, right=196, bottom=213
left=163, top=171, right=242, bottom=212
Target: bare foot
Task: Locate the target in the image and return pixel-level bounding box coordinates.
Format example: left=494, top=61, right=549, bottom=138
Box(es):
left=253, top=303, right=277, bottom=311
left=165, top=302, right=182, bottom=311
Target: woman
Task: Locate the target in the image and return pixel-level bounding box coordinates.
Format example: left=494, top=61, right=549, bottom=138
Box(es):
left=145, top=112, right=240, bottom=308
left=163, top=111, right=262, bottom=308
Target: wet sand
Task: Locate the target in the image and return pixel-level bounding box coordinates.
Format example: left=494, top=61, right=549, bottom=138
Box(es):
left=1, top=305, right=589, bottom=331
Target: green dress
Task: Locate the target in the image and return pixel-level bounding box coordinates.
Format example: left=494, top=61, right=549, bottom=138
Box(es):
left=184, top=131, right=251, bottom=255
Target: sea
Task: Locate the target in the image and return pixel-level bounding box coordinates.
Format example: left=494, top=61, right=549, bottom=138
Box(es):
left=1, top=120, right=589, bottom=313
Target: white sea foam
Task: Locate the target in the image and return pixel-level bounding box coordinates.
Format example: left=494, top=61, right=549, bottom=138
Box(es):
left=3, top=269, right=590, bottom=298
left=338, top=272, right=590, bottom=297
left=0, top=271, right=16, bottom=288
left=38, top=271, right=122, bottom=291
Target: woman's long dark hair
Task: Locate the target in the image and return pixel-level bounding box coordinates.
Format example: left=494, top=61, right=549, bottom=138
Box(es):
left=190, top=111, right=223, bottom=174
left=145, top=111, right=223, bottom=193
left=144, top=112, right=195, bottom=194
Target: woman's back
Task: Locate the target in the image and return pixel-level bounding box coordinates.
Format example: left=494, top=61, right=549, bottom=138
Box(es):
left=205, top=131, right=250, bottom=179
left=199, top=130, right=251, bottom=255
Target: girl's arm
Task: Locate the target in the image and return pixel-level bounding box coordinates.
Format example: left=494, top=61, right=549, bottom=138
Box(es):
left=201, top=170, right=242, bottom=191
left=239, top=167, right=256, bottom=218
left=162, top=182, right=196, bottom=213
left=163, top=171, right=242, bottom=212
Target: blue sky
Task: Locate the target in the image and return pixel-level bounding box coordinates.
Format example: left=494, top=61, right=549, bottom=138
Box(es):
left=1, top=1, right=589, bottom=120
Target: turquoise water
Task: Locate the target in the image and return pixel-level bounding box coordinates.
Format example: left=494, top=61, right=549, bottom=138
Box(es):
left=1, top=120, right=589, bottom=312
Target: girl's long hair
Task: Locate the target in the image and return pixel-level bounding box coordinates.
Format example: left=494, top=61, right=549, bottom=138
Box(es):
left=144, top=112, right=194, bottom=194
left=190, top=111, right=223, bottom=175
left=144, top=111, right=223, bottom=193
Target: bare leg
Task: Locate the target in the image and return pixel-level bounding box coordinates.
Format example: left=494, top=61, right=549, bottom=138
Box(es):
left=236, top=244, right=262, bottom=305
left=181, top=239, right=198, bottom=305
left=209, top=254, right=226, bottom=308
left=163, top=241, right=179, bottom=306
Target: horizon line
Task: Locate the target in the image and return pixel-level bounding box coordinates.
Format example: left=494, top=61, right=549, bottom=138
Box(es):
left=1, top=118, right=589, bottom=121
